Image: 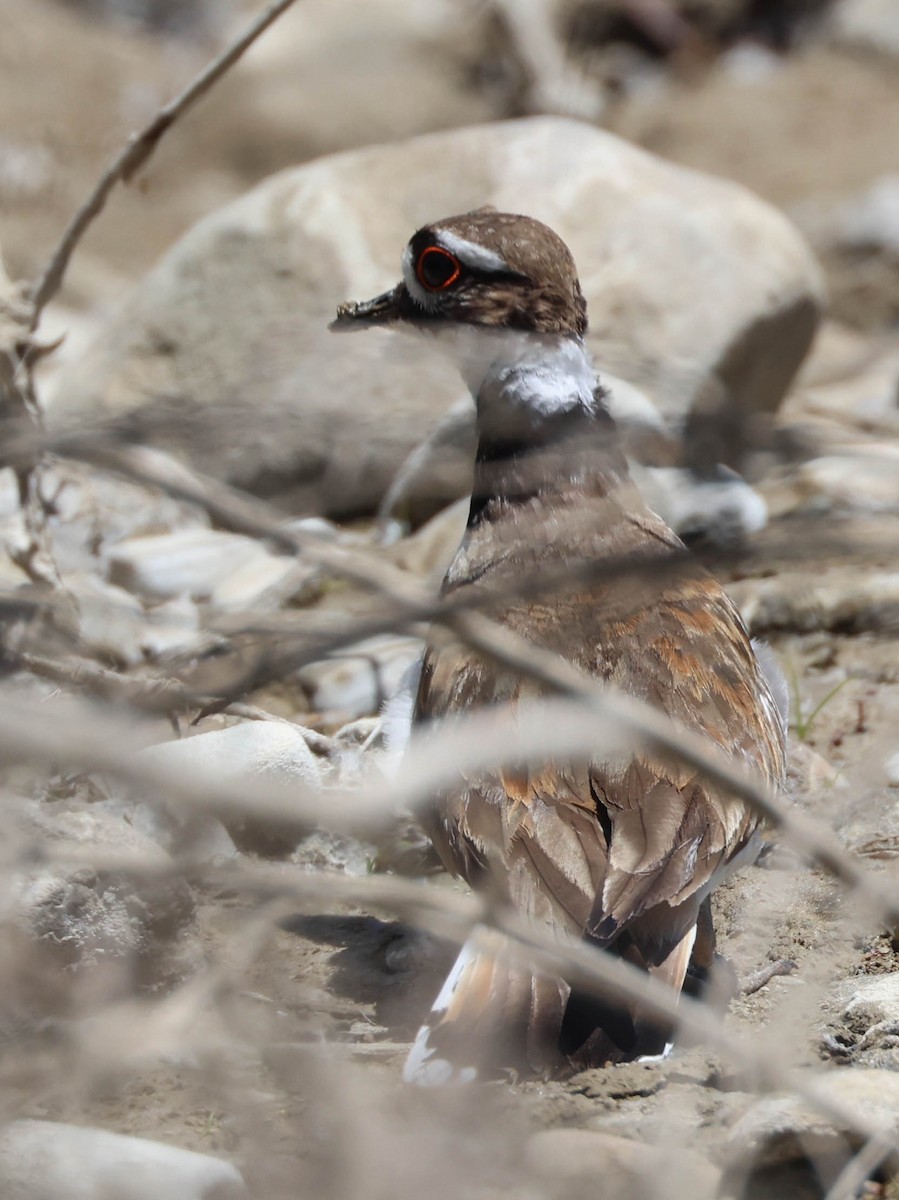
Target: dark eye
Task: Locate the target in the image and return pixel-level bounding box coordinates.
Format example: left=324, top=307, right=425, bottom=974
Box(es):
left=416, top=246, right=461, bottom=292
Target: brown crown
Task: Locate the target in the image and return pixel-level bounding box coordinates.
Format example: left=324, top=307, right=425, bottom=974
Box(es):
left=332, top=209, right=588, bottom=339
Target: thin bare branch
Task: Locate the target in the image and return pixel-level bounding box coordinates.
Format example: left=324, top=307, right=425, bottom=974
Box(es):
left=206, top=702, right=334, bottom=755
left=2, top=671, right=898, bottom=935
left=391, top=689, right=899, bottom=930
left=739, top=959, right=797, bottom=996
left=23, top=846, right=899, bottom=1168
left=822, top=1135, right=898, bottom=1200
left=0, top=691, right=351, bottom=834
left=1, top=440, right=895, bottom=927
left=16, top=651, right=194, bottom=712
left=28, top=0, right=301, bottom=325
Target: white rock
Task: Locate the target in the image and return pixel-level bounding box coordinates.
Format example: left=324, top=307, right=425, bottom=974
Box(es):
left=65, top=573, right=150, bottom=667
left=207, top=549, right=313, bottom=612
left=283, top=515, right=341, bottom=541
left=107, top=528, right=312, bottom=610
left=139, top=595, right=204, bottom=659
left=386, top=498, right=468, bottom=581
left=729, top=569, right=899, bottom=635
left=140, top=719, right=321, bottom=787
left=630, top=463, right=768, bottom=544
left=887, top=752, right=899, bottom=787
left=7, top=798, right=197, bottom=985
left=841, top=973, right=899, bottom=1027
left=724, top=1069, right=899, bottom=1171
left=299, top=635, right=424, bottom=719
left=39, top=460, right=207, bottom=580
left=721, top=42, right=783, bottom=85
left=0, top=1120, right=245, bottom=1200
left=50, top=118, right=823, bottom=521
left=831, top=0, right=899, bottom=57
left=129, top=801, right=240, bottom=863
left=840, top=173, right=899, bottom=254
left=795, top=448, right=899, bottom=513
left=137, top=720, right=324, bottom=857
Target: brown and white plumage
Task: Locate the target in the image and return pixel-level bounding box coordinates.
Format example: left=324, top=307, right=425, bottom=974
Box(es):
left=332, top=209, right=787, bottom=1083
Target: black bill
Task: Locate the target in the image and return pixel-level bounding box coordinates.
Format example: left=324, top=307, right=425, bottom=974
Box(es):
left=329, top=284, right=404, bottom=331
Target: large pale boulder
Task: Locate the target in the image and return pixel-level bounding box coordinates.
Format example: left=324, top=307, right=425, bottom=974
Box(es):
left=721, top=1070, right=899, bottom=1196
left=0, top=1120, right=245, bottom=1200
left=50, top=118, right=823, bottom=520
left=136, top=719, right=326, bottom=856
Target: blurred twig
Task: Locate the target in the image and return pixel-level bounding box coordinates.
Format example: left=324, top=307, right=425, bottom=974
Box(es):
left=9, top=427, right=898, bottom=695
left=17, top=651, right=194, bottom=712
left=490, top=0, right=606, bottom=118
left=2, top=667, right=897, bottom=933
left=28, top=0, right=302, bottom=327
left=823, top=1135, right=898, bottom=1200
left=0, top=691, right=352, bottom=833
left=24, top=847, right=899, bottom=1169
left=2, top=434, right=896, bottom=927
left=3, top=0, right=304, bottom=616
left=0, top=260, right=60, bottom=588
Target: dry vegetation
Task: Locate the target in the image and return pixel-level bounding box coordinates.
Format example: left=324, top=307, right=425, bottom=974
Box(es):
left=1, top=2, right=898, bottom=1198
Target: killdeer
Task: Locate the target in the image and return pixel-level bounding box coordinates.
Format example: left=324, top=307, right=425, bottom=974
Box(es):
left=332, top=210, right=787, bottom=1083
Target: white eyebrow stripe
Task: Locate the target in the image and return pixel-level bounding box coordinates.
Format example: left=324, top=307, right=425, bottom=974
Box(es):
left=436, top=231, right=510, bottom=274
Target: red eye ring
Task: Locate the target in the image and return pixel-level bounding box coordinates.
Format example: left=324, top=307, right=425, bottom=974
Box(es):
left=416, top=246, right=462, bottom=292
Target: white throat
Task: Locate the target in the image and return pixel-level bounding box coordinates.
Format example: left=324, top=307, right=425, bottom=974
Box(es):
left=427, top=326, right=598, bottom=419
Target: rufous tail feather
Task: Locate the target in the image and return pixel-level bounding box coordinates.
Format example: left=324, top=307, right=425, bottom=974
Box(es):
left=403, top=926, right=568, bottom=1085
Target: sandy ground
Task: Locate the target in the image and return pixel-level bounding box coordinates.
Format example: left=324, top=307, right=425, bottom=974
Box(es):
left=2, top=3, right=899, bottom=1197
left=3, top=615, right=895, bottom=1198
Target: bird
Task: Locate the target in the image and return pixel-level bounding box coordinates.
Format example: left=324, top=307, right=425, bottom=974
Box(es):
left=331, top=208, right=787, bottom=1084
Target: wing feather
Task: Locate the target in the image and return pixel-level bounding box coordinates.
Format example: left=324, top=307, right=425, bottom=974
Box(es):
left=414, top=503, right=786, bottom=965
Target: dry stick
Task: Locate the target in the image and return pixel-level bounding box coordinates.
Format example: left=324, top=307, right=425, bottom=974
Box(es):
left=39, top=434, right=888, bottom=617
left=269, top=869, right=899, bottom=1173
left=21, top=437, right=899, bottom=929
left=215, top=702, right=334, bottom=755
left=50, top=434, right=889, bottom=604
left=28, top=0, right=301, bottom=327
left=493, top=901, right=899, bottom=1177
left=10, top=0, right=884, bottom=1178
left=739, top=959, right=797, bottom=997
left=4, top=446, right=896, bottom=1053
left=823, top=1136, right=898, bottom=1200
left=8, top=0, right=302, bottom=592
left=0, top=263, right=61, bottom=588
left=24, top=846, right=899, bottom=1169
left=17, top=651, right=195, bottom=712
left=3, top=440, right=894, bottom=940
left=33, top=432, right=899, bottom=708
left=3, top=650, right=898, bottom=943
left=4, top=667, right=893, bottom=1156
left=14, top=650, right=334, bottom=757
left=0, top=692, right=359, bottom=835
left=0, top=845, right=825, bottom=1067
left=5, top=429, right=895, bottom=653
left=49, top=436, right=429, bottom=599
